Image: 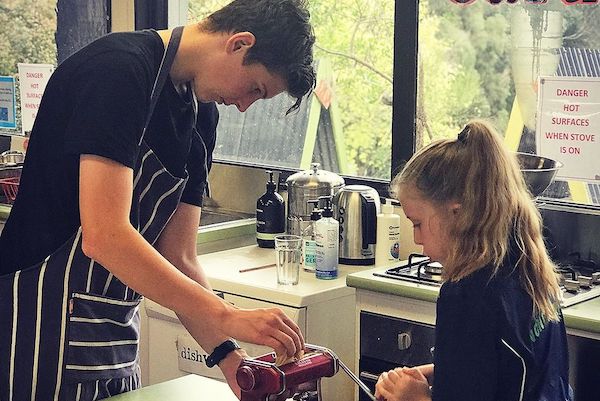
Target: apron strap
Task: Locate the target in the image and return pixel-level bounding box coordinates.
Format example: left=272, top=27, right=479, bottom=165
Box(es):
left=139, top=25, right=185, bottom=145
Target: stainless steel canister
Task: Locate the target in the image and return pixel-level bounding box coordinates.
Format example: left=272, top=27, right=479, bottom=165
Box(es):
left=286, top=163, right=344, bottom=235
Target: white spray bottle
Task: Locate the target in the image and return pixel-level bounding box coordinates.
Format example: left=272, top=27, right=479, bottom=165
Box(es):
left=315, top=196, right=339, bottom=279
left=375, top=198, right=401, bottom=267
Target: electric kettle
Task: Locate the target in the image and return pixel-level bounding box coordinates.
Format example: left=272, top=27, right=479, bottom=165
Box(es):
left=333, top=185, right=380, bottom=265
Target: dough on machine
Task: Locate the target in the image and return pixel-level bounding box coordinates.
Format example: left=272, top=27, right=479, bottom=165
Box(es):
left=275, top=349, right=306, bottom=366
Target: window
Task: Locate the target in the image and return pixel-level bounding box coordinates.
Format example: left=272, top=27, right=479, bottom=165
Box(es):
left=187, top=0, right=395, bottom=182
left=186, top=1, right=599, bottom=204
left=0, top=0, right=57, bottom=135
left=416, top=0, right=600, bottom=205
left=0, top=0, right=110, bottom=136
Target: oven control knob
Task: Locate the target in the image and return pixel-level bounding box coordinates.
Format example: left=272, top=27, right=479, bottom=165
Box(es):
left=397, top=332, right=412, bottom=350
left=237, top=366, right=258, bottom=391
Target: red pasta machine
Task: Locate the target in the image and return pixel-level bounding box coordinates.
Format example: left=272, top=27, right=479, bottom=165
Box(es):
left=236, top=344, right=377, bottom=401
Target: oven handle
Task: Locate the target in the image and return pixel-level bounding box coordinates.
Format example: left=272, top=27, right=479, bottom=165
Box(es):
left=359, top=371, right=380, bottom=383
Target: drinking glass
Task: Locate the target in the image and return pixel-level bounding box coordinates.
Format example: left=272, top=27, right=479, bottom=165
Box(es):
left=274, top=235, right=302, bottom=285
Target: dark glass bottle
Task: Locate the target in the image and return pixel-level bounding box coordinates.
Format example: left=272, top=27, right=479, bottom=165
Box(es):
left=256, top=171, right=285, bottom=248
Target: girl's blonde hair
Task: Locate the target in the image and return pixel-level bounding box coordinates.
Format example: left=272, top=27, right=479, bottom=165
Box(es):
left=391, top=119, right=561, bottom=321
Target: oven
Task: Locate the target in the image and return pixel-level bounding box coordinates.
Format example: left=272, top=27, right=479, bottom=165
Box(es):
left=365, top=251, right=600, bottom=401
left=358, top=311, right=435, bottom=401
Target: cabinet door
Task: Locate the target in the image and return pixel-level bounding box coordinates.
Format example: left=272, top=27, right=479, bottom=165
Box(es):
left=222, top=293, right=307, bottom=357
left=222, top=293, right=307, bottom=327
left=146, top=294, right=306, bottom=385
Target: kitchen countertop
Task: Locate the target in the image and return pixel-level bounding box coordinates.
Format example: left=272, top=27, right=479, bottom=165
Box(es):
left=148, top=245, right=364, bottom=317
left=347, top=265, right=440, bottom=303
left=107, top=374, right=236, bottom=400
left=142, top=245, right=362, bottom=401
left=197, top=245, right=364, bottom=307
left=347, top=265, right=600, bottom=337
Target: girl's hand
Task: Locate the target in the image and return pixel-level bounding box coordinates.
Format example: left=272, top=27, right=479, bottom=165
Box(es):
left=375, top=367, right=432, bottom=401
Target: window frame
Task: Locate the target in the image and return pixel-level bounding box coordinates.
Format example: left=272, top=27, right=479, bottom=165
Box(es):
left=149, top=0, right=420, bottom=196
left=135, top=0, right=169, bottom=29
left=112, top=1, right=600, bottom=214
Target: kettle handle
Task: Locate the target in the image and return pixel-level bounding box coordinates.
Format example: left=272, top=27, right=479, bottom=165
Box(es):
left=360, top=194, right=377, bottom=249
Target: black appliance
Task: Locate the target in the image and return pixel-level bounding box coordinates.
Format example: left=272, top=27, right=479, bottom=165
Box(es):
left=358, top=311, right=435, bottom=401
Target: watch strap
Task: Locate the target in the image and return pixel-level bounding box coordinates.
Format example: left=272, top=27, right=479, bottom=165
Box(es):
left=206, top=339, right=240, bottom=368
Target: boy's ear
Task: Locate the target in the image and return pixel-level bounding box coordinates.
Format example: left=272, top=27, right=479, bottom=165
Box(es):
left=225, top=31, right=256, bottom=54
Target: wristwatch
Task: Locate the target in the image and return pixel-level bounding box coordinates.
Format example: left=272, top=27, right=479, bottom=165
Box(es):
left=206, top=339, right=241, bottom=368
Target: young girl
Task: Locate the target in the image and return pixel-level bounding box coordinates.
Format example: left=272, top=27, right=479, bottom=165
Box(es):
left=375, top=120, right=572, bottom=401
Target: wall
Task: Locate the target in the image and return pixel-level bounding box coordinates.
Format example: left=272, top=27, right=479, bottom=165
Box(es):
left=111, top=0, right=135, bottom=32
left=540, top=204, right=600, bottom=262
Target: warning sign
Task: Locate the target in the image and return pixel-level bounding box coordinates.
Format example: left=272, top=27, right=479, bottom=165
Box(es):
left=536, top=76, right=600, bottom=182
left=17, top=63, right=54, bottom=135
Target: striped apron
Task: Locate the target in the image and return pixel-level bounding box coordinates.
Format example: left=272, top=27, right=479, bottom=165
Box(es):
left=0, top=26, right=187, bottom=401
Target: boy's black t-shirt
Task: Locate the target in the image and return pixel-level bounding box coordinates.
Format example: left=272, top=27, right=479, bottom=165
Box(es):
left=0, top=30, right=218, bottom=276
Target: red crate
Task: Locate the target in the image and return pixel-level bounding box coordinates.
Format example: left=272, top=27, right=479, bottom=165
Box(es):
left=0, top=176, right=20, bottom=204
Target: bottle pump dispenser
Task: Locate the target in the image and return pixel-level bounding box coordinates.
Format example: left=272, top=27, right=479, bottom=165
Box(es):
left=256, top=170, right=285, bottom=248
left=315, top=196, right=339, bottom=279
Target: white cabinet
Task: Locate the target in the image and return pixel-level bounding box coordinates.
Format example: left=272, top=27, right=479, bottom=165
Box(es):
left=141, top=245, right=363, bottom=401
left=143, top=296, right=306, bottom=383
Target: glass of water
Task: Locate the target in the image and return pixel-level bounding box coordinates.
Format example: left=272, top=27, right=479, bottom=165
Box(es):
left=274, top=235, right=302, bottom=285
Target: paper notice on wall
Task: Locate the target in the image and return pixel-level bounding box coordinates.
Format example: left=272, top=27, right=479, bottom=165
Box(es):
left=17, top=63, right=55, bottom=135
left=536, top=76, right=600, bottom=183
left=0, top=76, right=17, bottom=129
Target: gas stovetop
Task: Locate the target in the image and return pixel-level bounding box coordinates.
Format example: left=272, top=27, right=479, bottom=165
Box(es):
left=373, top=253, right=443, bottom=286
left=373, top=253, right=600, bottom=308
left=557, top=254, right=600, bottom=307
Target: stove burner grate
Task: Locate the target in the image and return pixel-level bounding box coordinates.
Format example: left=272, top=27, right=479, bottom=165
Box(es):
left=375, top=253, right=444, bottom=286
left=556, top=261, right=600, bottom=302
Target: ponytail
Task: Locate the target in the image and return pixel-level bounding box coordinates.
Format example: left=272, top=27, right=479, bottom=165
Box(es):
left=391, top=119, right=561, bottom=321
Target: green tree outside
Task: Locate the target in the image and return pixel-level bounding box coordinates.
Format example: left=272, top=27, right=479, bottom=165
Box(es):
left=1, top=0, right=596, bottom=180
left=0, top=0, right=57, bottom=133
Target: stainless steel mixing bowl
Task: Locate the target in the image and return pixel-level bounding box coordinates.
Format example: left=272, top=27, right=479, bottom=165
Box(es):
left=515, top=152, right=563, bottom=197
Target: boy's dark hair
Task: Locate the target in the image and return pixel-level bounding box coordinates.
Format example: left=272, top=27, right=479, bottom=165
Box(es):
left=204, top=0, right=316, bottom=113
